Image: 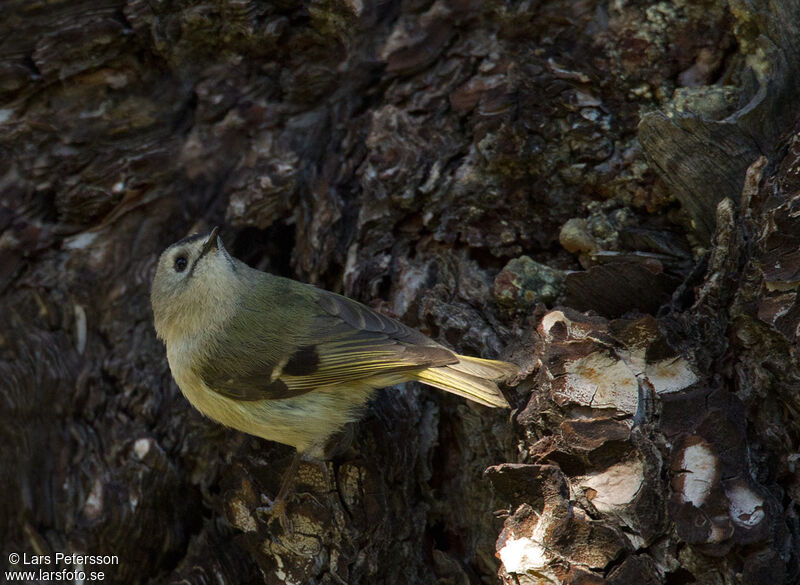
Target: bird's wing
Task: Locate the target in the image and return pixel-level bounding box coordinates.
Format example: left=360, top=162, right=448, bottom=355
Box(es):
left=198, top=287, right=456, bottom=401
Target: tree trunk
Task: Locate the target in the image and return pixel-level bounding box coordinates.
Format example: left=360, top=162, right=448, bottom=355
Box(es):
left=2, top=0, right=799, bottom=583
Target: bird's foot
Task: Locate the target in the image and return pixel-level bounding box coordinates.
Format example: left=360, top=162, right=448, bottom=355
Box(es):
left=257, top=493, right=293, bottom=534
left=256, top=452, right=303, bottom=535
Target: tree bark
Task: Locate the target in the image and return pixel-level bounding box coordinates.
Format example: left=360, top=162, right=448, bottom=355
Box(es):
left=2, top=0, right=800, bottom=584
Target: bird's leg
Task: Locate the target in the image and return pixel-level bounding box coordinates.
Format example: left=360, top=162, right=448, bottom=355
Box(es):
left=255, top=435, right=345, bottom=536
left=256, top=451, right=302, bottom=534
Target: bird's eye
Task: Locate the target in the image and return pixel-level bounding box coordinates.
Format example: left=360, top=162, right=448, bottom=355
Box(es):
left=174, top=256, right=188, bottom=272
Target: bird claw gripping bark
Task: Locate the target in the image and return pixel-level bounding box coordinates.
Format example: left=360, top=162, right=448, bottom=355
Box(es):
left=257, top=491, right=294, bottom=535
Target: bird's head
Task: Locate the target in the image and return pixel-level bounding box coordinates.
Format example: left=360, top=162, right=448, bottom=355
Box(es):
left=151, top=227, right=237, bottom=342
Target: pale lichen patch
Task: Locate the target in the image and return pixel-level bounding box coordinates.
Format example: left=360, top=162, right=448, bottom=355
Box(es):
left=646, top=357, right=699, bottom=394
left=83, top=478, right=104, bottom=520
left=580, top=458, right=644, bottom=512
left=725, top=480, right=765, bottom=528
left=498, top=536, right=549, bottom=575
left=678, top=441, right=718, bottom=507
left=133, top=438, right=152, bottom=460
left=561, top=352, right=639, bottom=414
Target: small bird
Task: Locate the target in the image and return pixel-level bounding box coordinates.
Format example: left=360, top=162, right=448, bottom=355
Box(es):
left=151, top=228, right=518, bottom=524
left=152, top=227, right=519, bottom=450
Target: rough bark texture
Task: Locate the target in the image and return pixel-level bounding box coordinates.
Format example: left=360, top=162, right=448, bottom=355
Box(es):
left=3, top=0, right=800, bottom=584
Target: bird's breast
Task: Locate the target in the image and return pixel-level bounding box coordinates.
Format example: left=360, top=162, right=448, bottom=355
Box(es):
left=165, top=339, right=219, bottom=418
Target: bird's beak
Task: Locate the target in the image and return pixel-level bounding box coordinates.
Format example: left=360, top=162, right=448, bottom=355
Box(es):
left=198, top=226, right=220, bottom=261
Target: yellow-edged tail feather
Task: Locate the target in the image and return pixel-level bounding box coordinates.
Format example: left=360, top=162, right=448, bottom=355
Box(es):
left=413, top=355, right=518, bottom=408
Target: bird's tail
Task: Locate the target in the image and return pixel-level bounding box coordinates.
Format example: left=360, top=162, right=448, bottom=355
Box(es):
left=413, top=355, right=518, bottom=408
